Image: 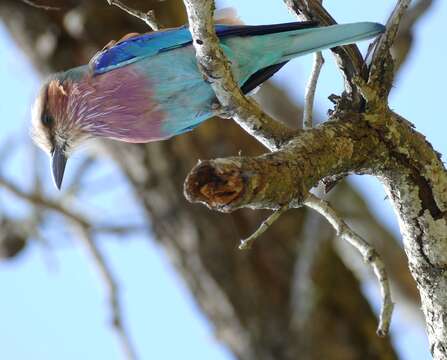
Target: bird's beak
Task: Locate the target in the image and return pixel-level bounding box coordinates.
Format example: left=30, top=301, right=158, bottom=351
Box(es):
left=51, top=145, right=67, bottom=190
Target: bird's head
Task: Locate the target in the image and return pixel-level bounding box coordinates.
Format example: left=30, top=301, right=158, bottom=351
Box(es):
left=31, top=72, right=92, bottom=189
left=31, top=65, right=167, bottom=190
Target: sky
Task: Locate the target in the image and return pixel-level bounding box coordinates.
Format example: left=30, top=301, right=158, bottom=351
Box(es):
left=0, top=1, right=446, bottom=359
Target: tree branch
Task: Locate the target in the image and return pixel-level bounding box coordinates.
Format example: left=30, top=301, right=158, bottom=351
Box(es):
left=239, top=205, right=289, bottom=249
left=182, top=0, right=297, bottom=151
left=20, top=0, right=59, bottom=11
left=184, top=113, right=384, bottom=212
left=303, top=194, right=394, bottom=336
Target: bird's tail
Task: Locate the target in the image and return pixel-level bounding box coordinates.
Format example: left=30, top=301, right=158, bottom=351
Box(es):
left=267, top=22, right=385, bottom=62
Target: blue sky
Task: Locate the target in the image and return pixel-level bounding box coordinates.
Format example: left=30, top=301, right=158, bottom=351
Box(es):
left=0, top=1, right=446, bottom=359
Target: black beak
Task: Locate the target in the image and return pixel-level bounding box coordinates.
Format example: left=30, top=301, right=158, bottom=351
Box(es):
left=51, top=145, right=67, bottom=190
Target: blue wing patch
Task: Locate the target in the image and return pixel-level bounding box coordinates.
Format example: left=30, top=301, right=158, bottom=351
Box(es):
left=90, top=26, right=192, bottom=74
left=90, top=22, right=318, bottom=75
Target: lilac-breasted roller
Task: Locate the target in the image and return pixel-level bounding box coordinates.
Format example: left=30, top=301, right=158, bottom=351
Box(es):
left=31, top=21, right=385, bottom=189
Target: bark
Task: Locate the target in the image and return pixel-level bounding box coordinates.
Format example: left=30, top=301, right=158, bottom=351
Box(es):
left=0, top=0, right=413, bottom=359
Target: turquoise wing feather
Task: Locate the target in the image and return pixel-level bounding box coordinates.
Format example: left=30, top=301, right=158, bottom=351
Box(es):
left=90, top=22, right=318, bottom=75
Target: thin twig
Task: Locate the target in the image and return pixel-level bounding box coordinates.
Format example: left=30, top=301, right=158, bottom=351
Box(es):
left=106, top=0, right=159, bottom=31
left=303, top=193, right=394, bottom=336
left=75, top=226, right=138, bottom=360
left=239, top=206, right=289, bottom=249
left=303, top=52, right=324, bottom=129
left=20, top=0, right=59, bottom=11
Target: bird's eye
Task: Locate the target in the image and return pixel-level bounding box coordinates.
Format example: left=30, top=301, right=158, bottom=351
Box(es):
left=42, top=113, right=53, bottom=127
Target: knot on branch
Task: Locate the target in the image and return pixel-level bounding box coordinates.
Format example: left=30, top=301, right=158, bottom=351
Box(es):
left=184, top=160, right=244, bottom=210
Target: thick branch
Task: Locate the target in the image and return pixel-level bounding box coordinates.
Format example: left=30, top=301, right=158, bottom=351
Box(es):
left=367, top=110, right=447, bottom=359
left=185, top=114, right=383, bottom=211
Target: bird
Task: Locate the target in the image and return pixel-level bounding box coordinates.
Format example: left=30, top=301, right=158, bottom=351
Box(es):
left=31, top=20, right=385, bottom=189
